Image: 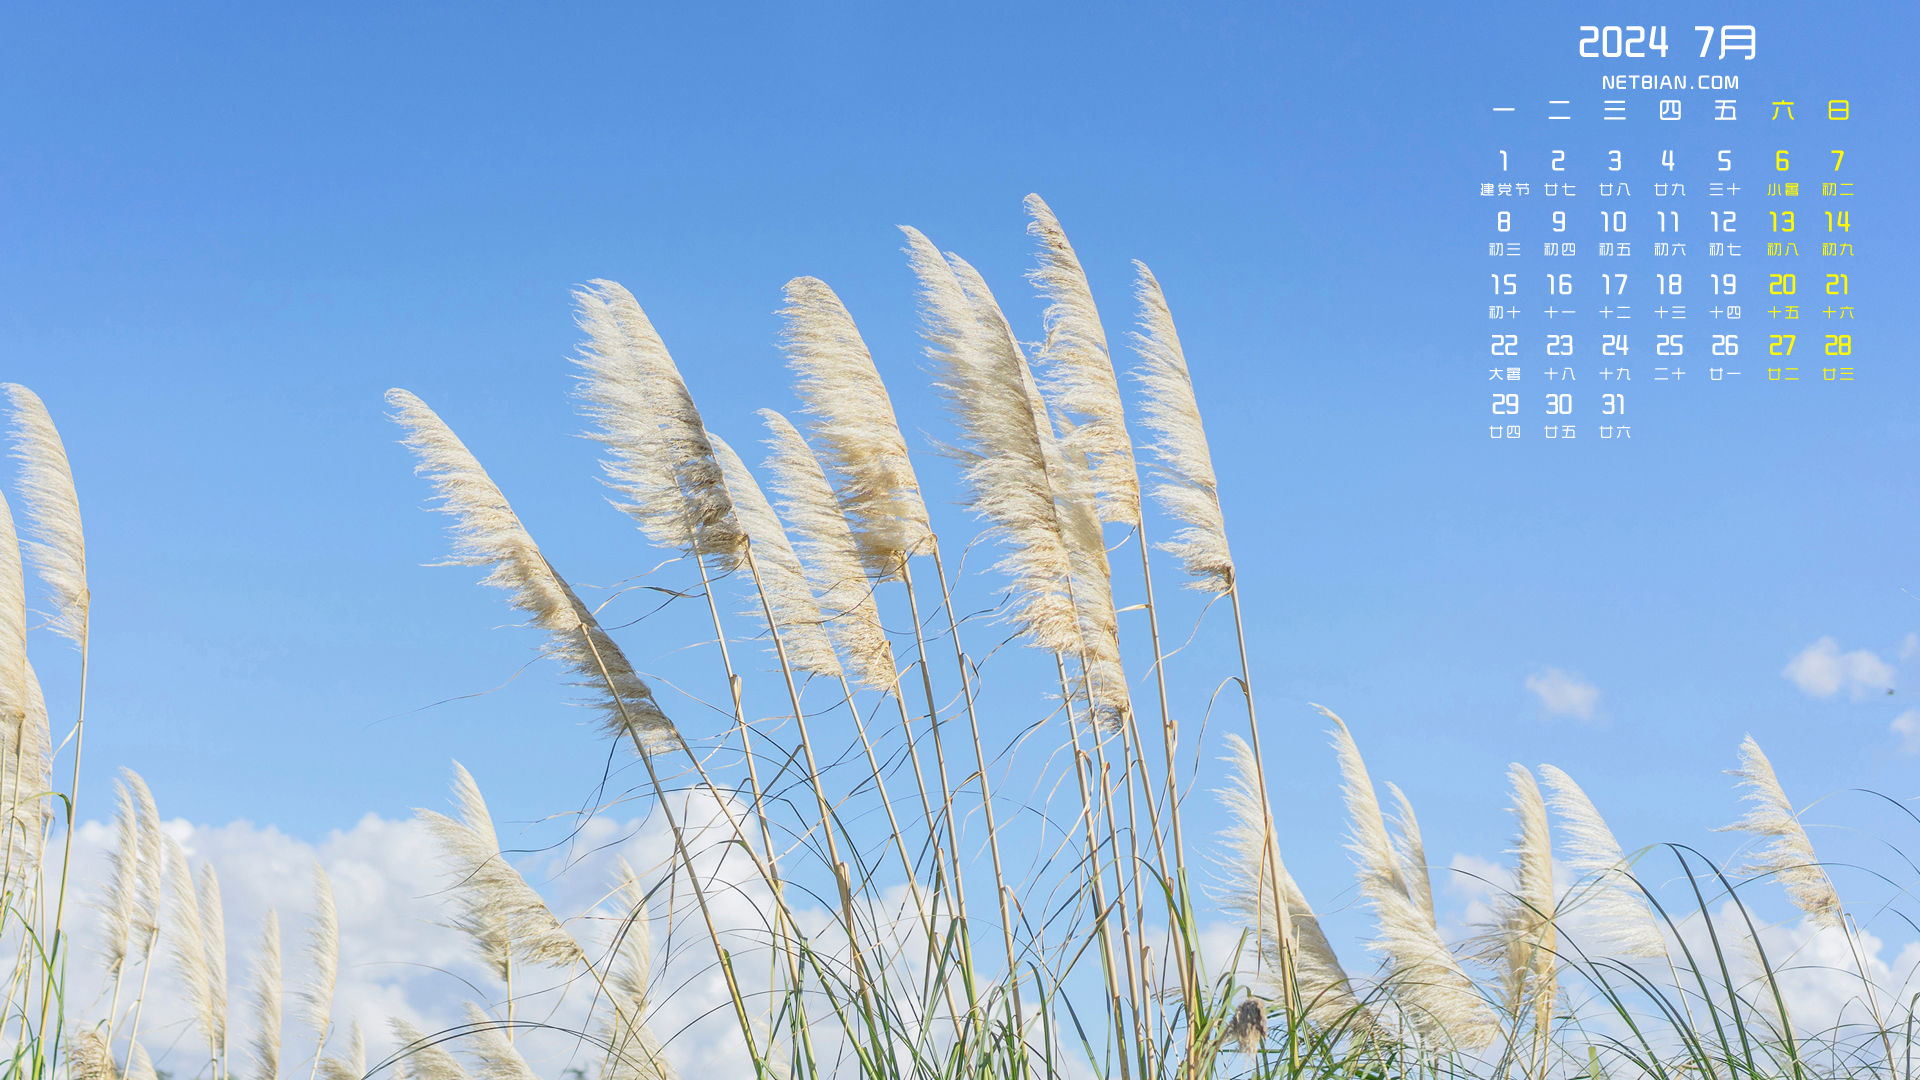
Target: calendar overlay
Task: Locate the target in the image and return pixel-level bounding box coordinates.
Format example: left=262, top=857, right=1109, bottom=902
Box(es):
left=1481, top=24, right=1856, bottom=442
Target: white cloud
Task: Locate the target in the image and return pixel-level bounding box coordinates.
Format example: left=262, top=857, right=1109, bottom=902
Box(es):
left=1783, top=636, right=1895, bottom=699
left=1902, top=632, right=1920, bottom=662
left=1525, top=668, right=1599, bottom=720
left=1892, top=710, right=1920, bottom=754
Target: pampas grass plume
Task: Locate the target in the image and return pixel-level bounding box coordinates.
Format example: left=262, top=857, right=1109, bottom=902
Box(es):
left=1488, top=765, right=1555, bottom=1020
left=199, top=863, right=230, bottom=1058
left=1722, top=734, right=1841, bottom=928
left=1539, top=764, right=1664, bottom=957
left=571, top=280, right=743, bottom=562
left=319, top=1020, right=366, bottom=1080
left=69, top=1029, right=116, bottom=1080
left=390, top=1018, right=472, bottom=1080
left=461, top=1001, right=540, bottom=1080
left=98, top=778, right=140, bottom=979
left=419, top=761, right=584, bottom=971
left=1129, top=265, right=1233, bottom=592
left=3, top=384, right=87, bottom=644
left=1025, top=194, right=1139, bottom=526
left=1218, top=732, right=1356, bottom=1025
left=777, top=276, right=931, bottom=577
left=251, top=908, right=282, bottom=1080
left=127, top=768, right=166, bottom=955
left=758, top=410, right=897, bottom=692
left=166, top=837, right=219, bottom=1057
left=387, top=388, right=680, bottom=755
left=709, top=432, right=840, bottom=678
left=1322, top=706, right=1497, bottom=1048
left=902, top=226, right=1080, bottom=656
left=302, top=863, right=339, bottom=1040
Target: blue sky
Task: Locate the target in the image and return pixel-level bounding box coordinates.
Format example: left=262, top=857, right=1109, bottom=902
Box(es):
left=1, top=0, right=1915, bottom=944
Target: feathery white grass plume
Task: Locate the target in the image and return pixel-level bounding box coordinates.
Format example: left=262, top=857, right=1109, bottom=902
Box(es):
left=1, top=657, right=51, bottom=877
left=1385, top=783, right=1435, bottom=929
left=1025, top=194, right=1139, bottom=526
left=1129, top=264, right=1233, bottom=592
left=387, top=389, right=680, bottom=754
left=902, top=226, right=1078, bottom=656
left=97, top=778, right=141, bottom=980
left=944, top=246, right=1130, bottom=725
left=2, top=658, right=51, bottom=877
left=601, top=860, right=676, bottom=1080
left=419, top=761, right=584, bottom=971
left=759, top=410, right=897, bottom=691
left=318, top=1020, right=366, bottom=1080
left=1539, top=764, right=1664, bottom=958
left=126, top=768, right=166, bottom=957
left=125, top=1040, right=159, bottom=1080
left=1721, top=735, right=1841, bottom=929
left=0, top=495, right=49, bottom=885
left=608, top=860, right=653, bottom=1007
left=1217, top=733, right=1358, bottom=1026
left=1321, top=705, right=1497, bottom=1048
left=1484, top=766, right=1556, bottom=1025
left=709, top=432, right=841, bottom=678
left=777, top=276, right=931, bottom=577
left=302, top=863, right=339, bottom=1042
left=460, top=1002, right=538, bottom=1080
left=0, top=491, right=27, bottom=757
left=389, top=1018, right=472, bottom=1080
left=3, top=385, right=88, bottom=644
left=251, top=908, right=282, bottom=1080
left=936, top=238, right=1128, bottom=718
left=69, top=1029, right=116, bottom=1080
left=199, top=863, right=230, bottom=1058
left=166, top=837, right=219, bottom=1057
left=572, top=280, right=744, bottom=565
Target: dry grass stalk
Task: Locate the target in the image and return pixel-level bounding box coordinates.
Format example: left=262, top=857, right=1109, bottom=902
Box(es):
left=1722, top=735, right=1841, bottom=928
left=776, top=276, right=931, bottom=578
left=386, top=388, right=680, bottom=755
